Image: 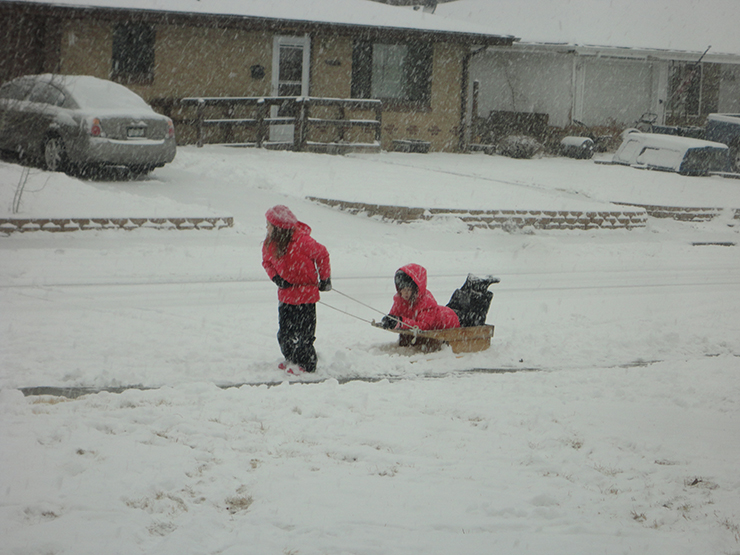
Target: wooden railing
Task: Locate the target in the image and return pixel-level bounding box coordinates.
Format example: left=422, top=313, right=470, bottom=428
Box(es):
left=179, top=96, right=382, bottom=152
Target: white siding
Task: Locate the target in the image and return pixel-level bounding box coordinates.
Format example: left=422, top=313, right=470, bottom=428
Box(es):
left=471, top=51, right=573, bottom=127
left=472, top=46, right=740, bottom=131
left=577, top=58, right=658, bottom=126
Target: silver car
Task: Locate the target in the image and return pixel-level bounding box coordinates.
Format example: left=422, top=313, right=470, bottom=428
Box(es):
left=0, top=74, right=176, bottom=175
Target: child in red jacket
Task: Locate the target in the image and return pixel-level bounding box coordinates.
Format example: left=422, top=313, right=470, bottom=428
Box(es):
left=262, top=205, right=331, bottom=374
left=381, top=263, right=460, bottom=332
left=381, top=263, right=498, bottom=332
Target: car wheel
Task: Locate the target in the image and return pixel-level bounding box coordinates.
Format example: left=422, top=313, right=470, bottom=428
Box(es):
left=44, top=135, right=68, bottom=172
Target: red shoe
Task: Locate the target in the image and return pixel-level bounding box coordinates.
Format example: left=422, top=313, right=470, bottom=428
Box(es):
left=286, top=366, right=306, bottom=375
left=278, top=361, right=287, bottom=370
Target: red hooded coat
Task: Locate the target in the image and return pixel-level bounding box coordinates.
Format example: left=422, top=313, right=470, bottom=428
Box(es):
left=388, top=263, right=460, bottom=331
left=262, top=222, right=331, bottom=305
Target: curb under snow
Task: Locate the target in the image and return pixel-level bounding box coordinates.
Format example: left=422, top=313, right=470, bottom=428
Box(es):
left=0, top=216, right=233, bottom=233
left=309, top=197, right=648, bottom=230
left=310, top=197, right=740, bottom=230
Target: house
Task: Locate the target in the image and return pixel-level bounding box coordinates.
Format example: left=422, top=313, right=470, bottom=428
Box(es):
left=0, top=0, right=516, bottom=152
left=467, top=43, right=740, bottom=139
left=434, top=0, right=740, bottom=145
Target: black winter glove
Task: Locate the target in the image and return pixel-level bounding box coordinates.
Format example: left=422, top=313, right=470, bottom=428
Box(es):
left=272, top=275, right=292, bottom=289
left=381, top=315, right=401, bottom=329
left=319, top=278, right=332, bottom=292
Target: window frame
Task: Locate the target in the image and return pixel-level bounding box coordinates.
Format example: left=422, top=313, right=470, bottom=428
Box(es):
left=667, top=61, right=720, bottom=120
left=351, top=39, right=433, bottom=110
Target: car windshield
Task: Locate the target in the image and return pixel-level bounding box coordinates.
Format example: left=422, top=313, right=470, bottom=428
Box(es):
left=62, top=76, right=153, bottom=111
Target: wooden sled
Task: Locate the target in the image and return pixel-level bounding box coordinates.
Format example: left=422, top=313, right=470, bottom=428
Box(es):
left=372, top=323, right=495, bottom=354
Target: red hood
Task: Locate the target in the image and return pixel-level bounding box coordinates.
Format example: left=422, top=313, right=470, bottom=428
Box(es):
left=397, top=263, right=428, bottom=297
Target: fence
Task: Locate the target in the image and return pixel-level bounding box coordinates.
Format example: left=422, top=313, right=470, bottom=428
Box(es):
left=178, top=96, right=382, bottom=153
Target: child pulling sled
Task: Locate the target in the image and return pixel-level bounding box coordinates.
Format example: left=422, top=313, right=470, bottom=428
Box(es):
left=262, top=205, right=331, bottom=374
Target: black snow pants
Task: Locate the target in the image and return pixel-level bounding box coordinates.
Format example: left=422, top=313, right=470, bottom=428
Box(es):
left=278, top=302, right=318, bottom=372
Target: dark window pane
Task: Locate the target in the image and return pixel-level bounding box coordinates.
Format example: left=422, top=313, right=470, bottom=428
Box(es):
left=701, top=64, right=720, bottom=115
left=112, top=23, right=155, bottom=84
left=278, top=83, right=302, bottom=97
left=681, top=147, right=728, bottom=175
left=351, top=39, right=431, bottom=104
left=685, top=69, right=701, bottom=116
left=351, top=41, right=372, bottom=99
left=279, top=46, right=303, bottom=83
left=406, top=41, right=432, bottom=103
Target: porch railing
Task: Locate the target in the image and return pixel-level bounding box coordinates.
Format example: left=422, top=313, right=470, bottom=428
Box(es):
left=179, top=96, right=382, bottom=152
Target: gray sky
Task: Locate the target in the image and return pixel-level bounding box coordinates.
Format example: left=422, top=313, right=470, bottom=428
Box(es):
left=436, top=0, right=740, bottom=55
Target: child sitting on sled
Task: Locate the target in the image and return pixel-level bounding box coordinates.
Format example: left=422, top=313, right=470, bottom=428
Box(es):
left=380, top=263, right=498, bottom=334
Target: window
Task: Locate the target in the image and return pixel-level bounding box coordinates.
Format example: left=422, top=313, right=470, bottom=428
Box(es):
left=28, top=82, right=66, bottom=107
left=0, top=79, right=34, bottom=101
left=111, top=23, right=155, bottom=85
left=667, top=62, right=720, bottom=120
left=352, top=40, right=432, bottom=105
left=277, top=45, right=304, bottom=97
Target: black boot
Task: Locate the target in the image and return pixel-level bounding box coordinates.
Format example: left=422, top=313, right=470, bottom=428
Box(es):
left=462, top=273, right=500, bottom=292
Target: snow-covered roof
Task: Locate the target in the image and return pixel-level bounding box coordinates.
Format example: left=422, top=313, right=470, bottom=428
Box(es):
left=9, top=0, right=516, bottom=43
left=436, top=0, right=740, bottom=58
left=502, top=42, right=740, bottom=67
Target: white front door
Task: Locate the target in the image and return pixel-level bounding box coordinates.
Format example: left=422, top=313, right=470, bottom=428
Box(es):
left=270, top=35, right=311, bottom=143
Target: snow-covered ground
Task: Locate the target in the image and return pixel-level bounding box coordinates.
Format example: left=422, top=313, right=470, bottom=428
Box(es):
left=2, top=147, right=739, bottom=554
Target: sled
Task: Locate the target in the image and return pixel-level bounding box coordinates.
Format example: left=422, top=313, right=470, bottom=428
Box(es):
left=372, top=323, right=495, bottom=354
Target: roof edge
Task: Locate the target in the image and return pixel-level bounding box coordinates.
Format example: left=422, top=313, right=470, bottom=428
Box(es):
left=3, top=1, right=518, bottom=46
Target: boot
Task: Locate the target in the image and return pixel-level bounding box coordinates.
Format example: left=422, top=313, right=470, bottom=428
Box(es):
left=462, top=273, right=500, bottom=292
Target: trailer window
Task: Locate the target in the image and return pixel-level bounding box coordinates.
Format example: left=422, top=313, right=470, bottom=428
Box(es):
left=667, top=62, right=720, bottom=120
